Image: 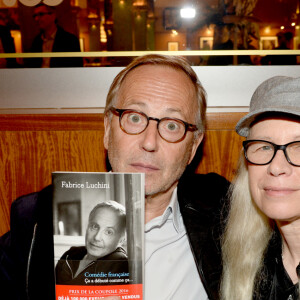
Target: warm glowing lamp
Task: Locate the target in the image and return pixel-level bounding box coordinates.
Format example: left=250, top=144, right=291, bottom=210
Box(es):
left=180, top=8, right=196, bottom=19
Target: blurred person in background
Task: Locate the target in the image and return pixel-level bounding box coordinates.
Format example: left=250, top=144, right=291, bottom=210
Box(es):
left=0, top=10, right=18, bottom=68
left=26, top=3, right=82, bottom=68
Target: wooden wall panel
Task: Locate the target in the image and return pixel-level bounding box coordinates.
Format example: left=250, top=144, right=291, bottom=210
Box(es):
left=0, top=131, right=107, bottom=236
left=0, top=112, right=246, bottom=236
left=196, top=131, right=244, bottom=180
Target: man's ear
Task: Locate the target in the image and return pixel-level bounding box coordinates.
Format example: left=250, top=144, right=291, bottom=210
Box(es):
left=103, top=114, right=111, bottom=150
left=188, top=133, right=204, bottom=165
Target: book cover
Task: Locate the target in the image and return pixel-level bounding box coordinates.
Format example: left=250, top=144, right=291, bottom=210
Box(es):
left=52, top=172, right=144, bottom=300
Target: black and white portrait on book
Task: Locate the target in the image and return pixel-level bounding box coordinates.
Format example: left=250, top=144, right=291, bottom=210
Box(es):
left=52, top=172, right=144, bottom=286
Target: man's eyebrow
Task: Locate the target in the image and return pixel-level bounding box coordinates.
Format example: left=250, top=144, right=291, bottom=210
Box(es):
left=121, top=102, right=185, bottom=119
left=165, top=107, right=183, bottom=114
left=123, top=102, right=146, bottom=109
left=105, top=226, right=116, bottom=231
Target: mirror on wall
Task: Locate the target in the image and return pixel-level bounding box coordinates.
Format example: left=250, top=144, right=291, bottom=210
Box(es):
left=1, top=0, right=300, bottom=67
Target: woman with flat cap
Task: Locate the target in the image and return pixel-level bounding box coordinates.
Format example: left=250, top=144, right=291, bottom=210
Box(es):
left=221, top=76, right=300, bottom=300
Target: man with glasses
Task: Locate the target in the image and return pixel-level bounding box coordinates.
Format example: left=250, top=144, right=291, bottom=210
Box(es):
left=0, top=54, right=229, bottom=300
left=26, top=3, right=82, bottom=68
left=103, top=54, right=229, bottom=299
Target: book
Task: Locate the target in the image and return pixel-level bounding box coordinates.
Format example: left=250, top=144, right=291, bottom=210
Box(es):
left=52, top=172, right=145, bottom=300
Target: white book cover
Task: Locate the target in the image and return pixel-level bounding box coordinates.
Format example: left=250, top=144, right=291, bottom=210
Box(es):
left=52, top=172, right=144, bottom=300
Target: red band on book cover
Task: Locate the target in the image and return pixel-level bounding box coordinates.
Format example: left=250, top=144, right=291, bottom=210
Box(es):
left=56, top=284, right=143, bottom=299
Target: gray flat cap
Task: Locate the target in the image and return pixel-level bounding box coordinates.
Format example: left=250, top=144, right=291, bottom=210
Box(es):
left=236, top=76, right=300, bottom=137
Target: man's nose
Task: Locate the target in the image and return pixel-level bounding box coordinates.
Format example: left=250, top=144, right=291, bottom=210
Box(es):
left=94, top=229, right=104, bottom=241
left=140, top=120, right=160, bottom=152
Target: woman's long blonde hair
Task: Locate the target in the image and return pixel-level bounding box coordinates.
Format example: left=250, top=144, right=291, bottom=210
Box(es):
left=220, top=155, right=274, bottom=300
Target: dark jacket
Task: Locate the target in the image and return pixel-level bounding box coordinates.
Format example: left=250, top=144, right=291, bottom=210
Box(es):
left=26, top=26, right=83, bottom=68
left=0, top=172, right=229, bottom=300
left=0, top=25, right=18, bottom=68
left=177, top=172, right=229, bottom=300
left=254, top=229, right=299, bottom=300
left=55, top=246, right=129, bottom=285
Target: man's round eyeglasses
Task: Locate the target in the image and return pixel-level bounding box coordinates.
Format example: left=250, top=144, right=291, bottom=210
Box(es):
left=110, top=107, right=198, bottom=143
left=243, top=139, right=300, bottom=166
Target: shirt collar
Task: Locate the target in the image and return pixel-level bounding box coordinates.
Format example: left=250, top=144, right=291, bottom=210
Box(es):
left=145, top=187, right=182, bottom=233
left=41, top=28, right=57, bottom=42
left=167, top=187, right=181, bottom=232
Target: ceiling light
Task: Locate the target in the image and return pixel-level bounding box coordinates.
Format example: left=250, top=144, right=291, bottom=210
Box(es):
left=180, top=8, right=196, bottom=19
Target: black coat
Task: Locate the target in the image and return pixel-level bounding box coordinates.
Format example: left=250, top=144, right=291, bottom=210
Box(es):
left=26, top=26, right=83, bottom=68
left=55, top=246, right=129, bottom=285
left=0, top=172, right=229, bottom=300
left=177, top=172, right=229, bottom=300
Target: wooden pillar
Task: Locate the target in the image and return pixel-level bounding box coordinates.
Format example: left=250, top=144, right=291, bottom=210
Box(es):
left=146, top=16, right=155, bottom=50
left=133, top=8, right=147, bottom=50
left=112, top=0, right=133, bottom=51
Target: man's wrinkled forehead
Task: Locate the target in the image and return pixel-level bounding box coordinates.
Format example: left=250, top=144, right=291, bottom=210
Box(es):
left=116, top=64, right=197, bottom=105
